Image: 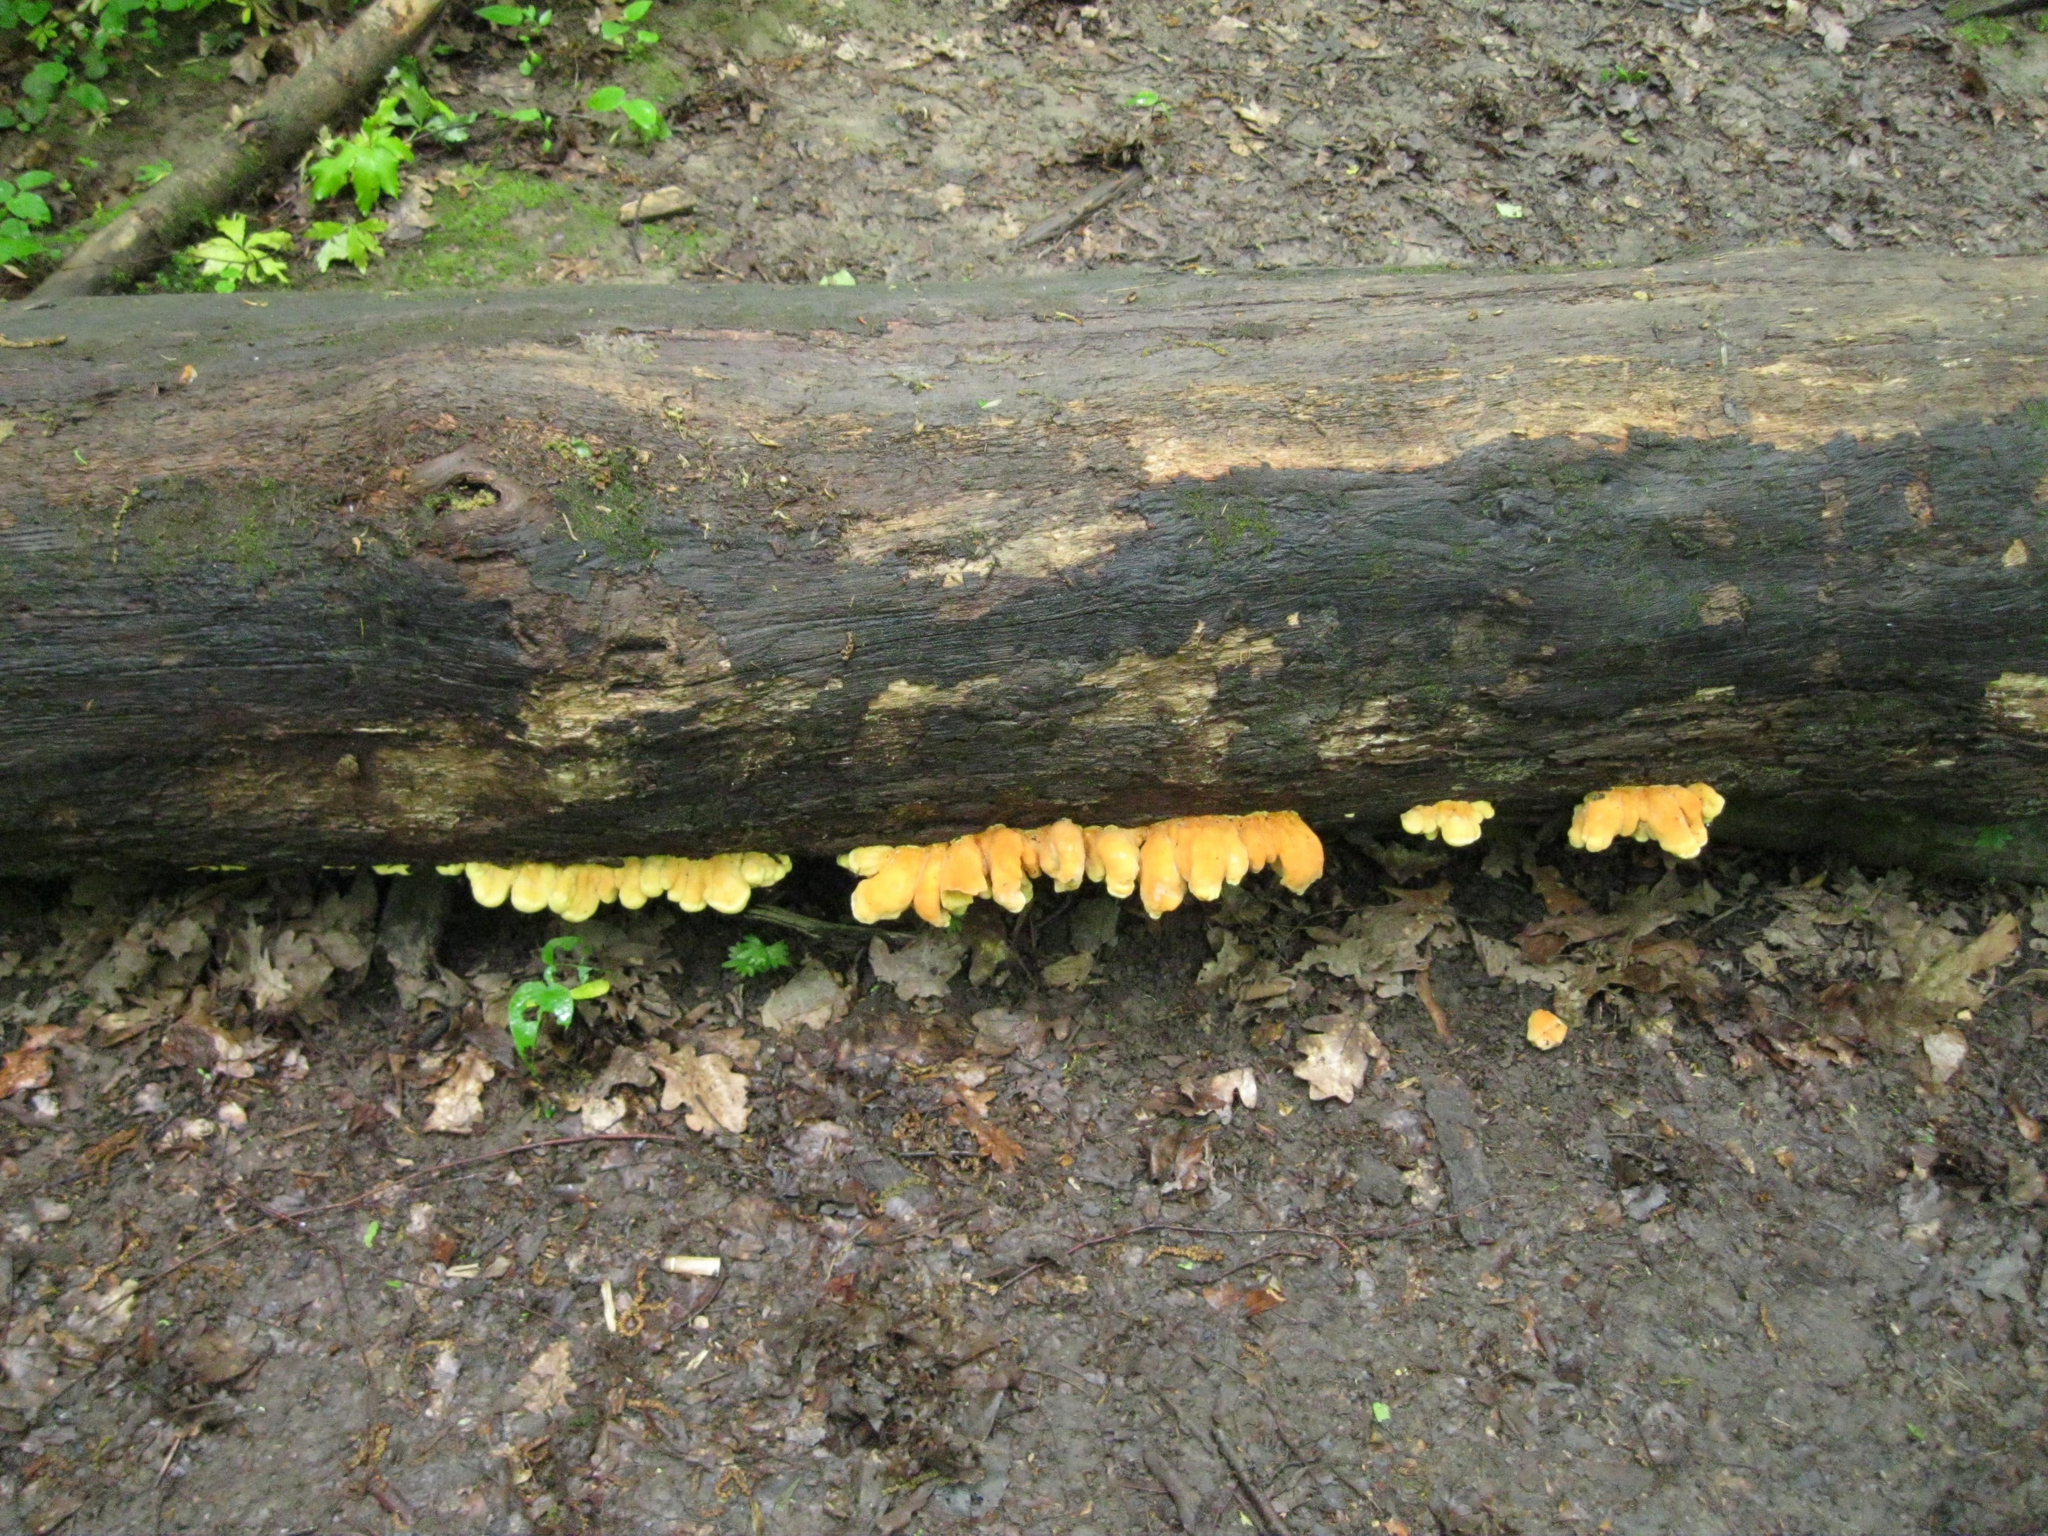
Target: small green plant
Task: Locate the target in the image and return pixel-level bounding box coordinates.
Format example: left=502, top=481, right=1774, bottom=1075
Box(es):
left=134, top=159, right=173, bottom=186
left=309, top=104, right=413, bottom=215
left=0, top=169, right=54, bottom=263
left=186, top=212, right=291, bottom=291
left=585, top=84, right=667, bottom=145
left=1599, top=63, right=1650, bottom=85
left=598, top=0, right=658, bottom=57
left=381, top=58, right=476, bottom=144
left=722, top=935, right=790, bottom=979
left=494, top=105, right=555, bottom=152
left=476, top=1, right=553, bottom=75
left=507, top=935, right=611, bottom=1060
left=307, top=217, right=386, bottom=274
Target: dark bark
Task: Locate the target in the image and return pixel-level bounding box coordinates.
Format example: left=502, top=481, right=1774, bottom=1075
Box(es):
left=4, top=252, right=2047, bottom=877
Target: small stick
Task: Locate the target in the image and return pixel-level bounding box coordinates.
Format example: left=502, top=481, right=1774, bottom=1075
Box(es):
left=1210, top=1422, right=1289, bottom=1536
left=1015, top=166, right=1146, bottom=247
left=1416, top=963, right=1451, bottom=1041
left=1141, top=1443, right=1206, bottom=1535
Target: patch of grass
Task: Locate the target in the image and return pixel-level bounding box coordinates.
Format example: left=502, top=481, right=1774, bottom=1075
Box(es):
left=370, top=167, right=619, bottom=288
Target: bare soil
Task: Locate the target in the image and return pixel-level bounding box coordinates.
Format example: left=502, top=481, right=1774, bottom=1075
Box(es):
left=1, top=836, right=2045, bottom=1536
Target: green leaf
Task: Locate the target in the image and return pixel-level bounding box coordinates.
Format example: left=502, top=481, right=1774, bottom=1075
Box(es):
left=585, top=85, right=626, bottom=112
left=134, top=160, right=173, bottom=187
left=621, top=97, right=664, bottom=140
left=4, top=192, right=49, bottom=226
left=621, top=1, right=651, bottom=20
left=362, top=1219, right=380, bottom=1247
left=66, top=81, right=109, bottom=115
left=0, top=233, right=47, bottom=263
left=22, top=60, right=68, bottom=102
left=311, top=217, right=386, bottom=273
left=14, top=170, right=53, bottom=191
left=1123, top=90, right=1160, bottom=108
left=820, top=268, right=856, bottom=287
left=476, top=3, right=527, bottom=21
left=541, top=934, right=594, bottom=987
left=567, top=976, right=611, bottom=1001
left=1371, top=1401, right=1391, bottom=1424
left=722, top=936, right=791, bottom=978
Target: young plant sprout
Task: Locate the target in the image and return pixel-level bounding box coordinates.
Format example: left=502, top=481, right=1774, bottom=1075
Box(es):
left=507, top=935, right=610, bottom=1059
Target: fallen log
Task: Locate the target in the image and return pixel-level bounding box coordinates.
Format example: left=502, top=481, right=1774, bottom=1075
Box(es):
left=4, top=251, right=2047, bottom=880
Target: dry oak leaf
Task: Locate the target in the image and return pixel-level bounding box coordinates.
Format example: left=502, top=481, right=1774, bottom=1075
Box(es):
left=0, top=1045, right=52, bottom=1099
left=422, top=1047, right=496, bottom=1134
left=1293, top=1016, right=1388, bottom=1103
left=648, top=1042, right=750, bottom=1136
left=868, top=930, right=965, bottom=1001
left=944, top=1084, right=1026, bottom=1172
left=515, top=1340, right=576, bottom=1417
left=1180, top=1066, right=1259, bottom=1122
left=759, top=960, right=848, bottom=1035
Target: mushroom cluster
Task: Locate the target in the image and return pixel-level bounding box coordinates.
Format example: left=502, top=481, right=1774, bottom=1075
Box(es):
left=445, top=855, right=791, bottom=922
left=1399, top=800, right=1496, bottom=847
left=1566, top=784, right=1725, bottom=860
left=839, top=811, right=1324, bottom=927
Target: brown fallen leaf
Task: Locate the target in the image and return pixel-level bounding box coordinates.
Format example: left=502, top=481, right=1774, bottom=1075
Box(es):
left=422, top=1047, right=495, bottom=1134
left=944, top=1085, right=1026, bottom=1172
left=182, top=1329, right=261, bottom=1385
left=758, top=961, right=848, bottom=1035
left=1202, top=1279, right=1286, bottom=1318
left=515, top=1340, right=575, bottom=1416
left=971, top=1008, right=1047, bottom=1060
left=647, top=1042, right=749, bottom=1135
left=869, top=931, right=966, bottom=1001
left=1040, top=951, right=1094, bottom=989
left=1183, top=1066, right=1259, bottom=1121
left=1149, top=1124, right=1214, bottom=1193
left=1292, top=1015, right=1388, bottom=1104
left=0, top=1044, right=52, bottom=1099
left=1526, top=863, right=1591, bottom=915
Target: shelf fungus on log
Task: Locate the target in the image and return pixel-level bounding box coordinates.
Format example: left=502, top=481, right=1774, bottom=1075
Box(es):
left=452, top=854, right=790, bottom=923
left=839, top=811, right=1323, bottom=927
left=1567, top=784, right=1726, bottom=861
left=1400, top=800, right=1496, bottom=848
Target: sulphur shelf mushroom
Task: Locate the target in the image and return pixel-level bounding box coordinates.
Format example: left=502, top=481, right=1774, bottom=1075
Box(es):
left=450, top=853, right=790, bottom=920
left=838, top=810, right=1324, bottom=927
left=1567, top=783, right=1725, bottom=861
left=1526, top=1008, right=1568, bottom=1051
left=1400, top=800, right=1495, bottom=848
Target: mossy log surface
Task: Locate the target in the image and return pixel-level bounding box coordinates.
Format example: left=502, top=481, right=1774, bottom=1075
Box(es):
left=4, top=252, right=2048, bottom=877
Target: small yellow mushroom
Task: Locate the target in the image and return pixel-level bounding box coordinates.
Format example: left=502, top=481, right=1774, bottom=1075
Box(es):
left=637, top=856, right=676, bottom=901
left=1267, top=810, right=1325, bottom=894
left=1400, top=800, right=1495, bottom=847
left=616, top=857, right=648, bottom=910
left=1034, top=819, right=1088, bottom=893
left=979, top=827, right=1034, bottom=912
left=667, top=858, right=709, bottom=912
left=1085, top=825, right=1142, bottom=900
left=1175, top=816, right=1238, bottom=903
left=937, top=835, right=990, bottom=916
left=466, top=862, right=515, bottom=908
left=1569, top=783, right=1724, bottom=860
left=700, top=853, right=753, bottom=914
left=1138, top=824, right=1185, bottom=919
left=1236, top=812, right=1279, bottom=875
left=912, top=845, right=950, bottom=928
left=851, top=846, right=927, bottom=924
left=839, top=846, right=893, bottom=879
left=739, top=851, right=792, bottom=890
left=558, top=866, right=602, bottom=924
left=435, top=863, right=466, bottom=876
left=1526, top=1008, right=1568, bottom=1051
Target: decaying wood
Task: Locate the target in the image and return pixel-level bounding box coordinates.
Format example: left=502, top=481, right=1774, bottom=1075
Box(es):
left=29, top=0, right=448, bottom=301
left=4, top=251, right=2047, bottom=877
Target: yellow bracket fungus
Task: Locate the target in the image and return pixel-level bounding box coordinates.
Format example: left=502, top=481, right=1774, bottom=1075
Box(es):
left=454, top=853, right=790, bottom=923
left=839, top=810, right=1324, bottom=927
left=1567, top=783, right=1725, bottom=861
left=1526, top=1008, right=1567, bottom=1051
left=1400, top=800, right=1495, bottom=847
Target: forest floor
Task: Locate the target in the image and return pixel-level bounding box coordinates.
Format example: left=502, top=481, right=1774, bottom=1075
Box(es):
left=5, top=1, right=2048, bottom=1534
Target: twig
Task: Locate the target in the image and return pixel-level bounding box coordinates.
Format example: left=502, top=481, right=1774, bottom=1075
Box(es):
left=1200, top=1250, right=1320, bottom=1282
left=132, top=1132, right=701, bottom=1295
left=0, top=333, right=65, bottom=348
left=1016, top=166, right=1146, bottom=247
left=1416, top=963, right=1451, bottom=1041
left=1210, top=1419, right=1289, bottom=1536
left=1142, top=1443, right=1207, bottom=1535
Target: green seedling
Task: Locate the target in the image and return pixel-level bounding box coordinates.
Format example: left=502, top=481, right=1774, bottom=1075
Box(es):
left=494, top=105, right=555, bottom=152
left=476, top=2, right=553, bottom=75
left=134, top=159, right=173, bottom=186
left=507, top=934, right=611, bottom=1059
left=0, top=169, right=54, bottom=263
left=307, top=217, right=386, bottom=274
left=585, top=84, right=667, bottom=145
left=722, top=935, right=790, bottom=978
left=186, top=212, right=290, bottom=291
left=309, top=108, right=413, bottom=214
left=598, top=0, right=658, bottom=57
left=1599, top=64, right=1650, bottom=85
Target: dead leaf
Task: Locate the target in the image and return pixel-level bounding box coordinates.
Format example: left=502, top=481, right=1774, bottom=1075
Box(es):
left=695, top=1027, right=761, bottom=1065
left=1297, top=886, right=1454, bottom=987
left=1179, top=1066, right=1259, bottom=1122
left=182, top=1330, right=260, bottom=1385
left=1206, top=14, right=1249, bottom=43
left=972, top=1008, right=1047, bottom=1060
left=1922, top=1028, right=1967, bottom=1085
left=1150, top=1124, right=1213, bottom=1193
left=759, top=960, right=848, bottom=1035
left=647, top=1042, right=749, bottom=1136
left=1292, top=1015, right=1388, bottom=1103
left=868, top=931, right=965, bottom=1001
left=1526, top=864, right=1590, bottom=915
left=422, top=1047, right=495, bottom=1134
left=515, top=1340, right=575, bottom=1416
left=0, top=1045, right=51, bottom=1098
left=1197, top=928, right=1252, bottom=989
left=944, top=1084, right=1025, bottom=1171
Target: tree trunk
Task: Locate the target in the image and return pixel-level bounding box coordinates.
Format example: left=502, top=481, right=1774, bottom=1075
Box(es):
left=5, top=251, right=2047, bottom=878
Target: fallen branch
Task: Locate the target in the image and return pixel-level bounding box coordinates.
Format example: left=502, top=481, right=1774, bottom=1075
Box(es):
left=31, top=0, right=447, bottom=299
